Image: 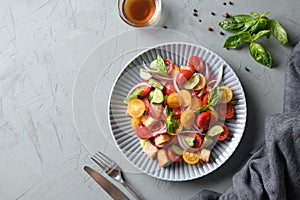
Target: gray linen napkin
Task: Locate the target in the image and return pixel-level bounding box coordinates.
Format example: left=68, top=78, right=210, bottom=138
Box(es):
left=189, top=41, right=300, bottom=200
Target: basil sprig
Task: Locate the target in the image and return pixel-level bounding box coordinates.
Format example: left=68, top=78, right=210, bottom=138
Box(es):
left=197, top=87, right=222, bottom=113
left=165, top=106, right=179, bottom=134
left=219, top=12, right=288, bottom=68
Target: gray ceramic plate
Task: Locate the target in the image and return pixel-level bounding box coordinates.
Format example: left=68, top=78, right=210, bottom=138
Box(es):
left=108, top=42, right=247, bottom=181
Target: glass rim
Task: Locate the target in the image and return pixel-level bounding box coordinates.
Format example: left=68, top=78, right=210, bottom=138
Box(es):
left=117, top=0, right=162, bottom=27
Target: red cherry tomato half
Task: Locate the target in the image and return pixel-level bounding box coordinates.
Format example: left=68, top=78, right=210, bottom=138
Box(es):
left=219, top=103, right=235, bottom=119
left=202, top=92, right=210, bottom=105
left=176, top=69, right=194, bottom=88
left=138, top=85, right=152, bottom=97
left=217, top=123, right=229, bottom=141
left=167, top=148, right=182, bottom=162
left=135, top=125, right=152, bottom=139
left=172, top=108, right=183, bottom=120
left=188, top=56, right=204, bottom=71
left=196, top=111, right=215, bottom=130
left=193, top=133, right=203, bottom=148
left=180, top=65, right=194, bottom=72
left=164, top=59, right=173, bottom=66
left=164, top=81, right=176, bottom=95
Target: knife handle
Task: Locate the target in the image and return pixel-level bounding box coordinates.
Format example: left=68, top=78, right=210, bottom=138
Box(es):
left=121, top=181, right=141, bottom=200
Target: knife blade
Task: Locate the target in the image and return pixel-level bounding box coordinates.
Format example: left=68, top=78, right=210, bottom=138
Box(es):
left=84, top=166, right=128, bottom=200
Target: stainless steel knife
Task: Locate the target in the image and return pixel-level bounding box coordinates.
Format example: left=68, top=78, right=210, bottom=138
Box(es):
left=84, top=166, right=129, bottom=200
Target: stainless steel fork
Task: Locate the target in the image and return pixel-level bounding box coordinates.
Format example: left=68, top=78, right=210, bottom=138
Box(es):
left=91, top=151, right=141, bottom=200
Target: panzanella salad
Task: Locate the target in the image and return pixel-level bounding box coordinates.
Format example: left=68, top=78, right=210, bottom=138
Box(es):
left=124, top=54, right=236, bottom=167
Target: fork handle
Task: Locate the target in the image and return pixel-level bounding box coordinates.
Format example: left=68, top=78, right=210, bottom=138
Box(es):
left=121, top=181, right=141, bottom=200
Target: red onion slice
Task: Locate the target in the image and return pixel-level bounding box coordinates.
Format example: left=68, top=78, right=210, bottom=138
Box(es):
left=204, top=64, right=210, bottom=80
left=142, top=61, right=151, bottom=71
left=143, top=97, right=159, bottom=120
left=173, top=72, right=180, bottom=93
left=152, top=73, right=173, bottom=81
left=152, top=125, right=167, bottom=137
left=212, top=63, right=224, bottom=89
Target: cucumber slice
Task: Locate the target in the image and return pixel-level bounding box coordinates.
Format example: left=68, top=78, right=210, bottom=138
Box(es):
left=183, top=73, right=200, bottom=90
left=182, top=135, right=195, bottom=147
left=151, top=88, right=164, bottom=104
left=148, top=78, right=164, bottom=90
left=201, top=136, right=215, bottom=149
left=148, top=90, right=154, bottom=101
left=140, top=69, right=152, bottom=80
left=207, top=124, right=224, bottom=137
left=170, top=144, right=183, bottom=156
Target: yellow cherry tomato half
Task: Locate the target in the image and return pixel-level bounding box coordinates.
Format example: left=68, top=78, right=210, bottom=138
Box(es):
left=220, top=86, right=233, bottom=103
left=130, top=117, right=141, bottom=129
left=167, top=93, right=183, bottom=109
left=180, top=109, right=195, bottom=129
left=190, top=96, right=203, bottom=111
left=182, top=150, right=200, bottom=164
left=127, top=99, right=146, bottom=118
left=179, top=89, right=192, bottom=107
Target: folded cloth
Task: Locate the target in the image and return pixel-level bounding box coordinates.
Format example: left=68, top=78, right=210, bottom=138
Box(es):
left=189, top=41, right=300, bottom=200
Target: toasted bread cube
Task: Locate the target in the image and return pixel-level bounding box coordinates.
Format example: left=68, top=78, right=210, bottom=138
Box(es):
left=154, top=134, right=171, bottom=146
left=199, top=149, right=211, bottom=163
left=141, top=115, right=156, bottom=128
left=142, top=141, right=158, bottom=159
left=157, top=149, right=170, bottom=167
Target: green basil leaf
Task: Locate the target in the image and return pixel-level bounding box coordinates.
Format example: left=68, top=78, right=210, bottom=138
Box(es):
left=268, top=19, right=289, bottom=45
left=238, top=32, right=252, bottom=42
left=223, top=32, right=251, bottom=48
left=251, top=12, right=260, bottom=18
left=197, top=104, right=210, bottom=113
left=165, top=105, right=172, bottom=116
left=223, top=34, right=241, bottom=48
left=156, top=55, right=167, bottom=76
left=249, top=17, right=268, bottom=34
left=166, top=108, right=179, bottom=134
left=219, top=14, right=255, bottom=33
left=261, top=12, right=270, bottom=18
left=251, top=30, right=271, bottom=41
left=123, top=88, right=144, bottom=103
left=240, top=20, right=257, bottom=32
left=249, top=42, right=272, bottom=68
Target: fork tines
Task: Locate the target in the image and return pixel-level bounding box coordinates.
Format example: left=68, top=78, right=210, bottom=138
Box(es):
left=91, top=151, right=113, bottom=171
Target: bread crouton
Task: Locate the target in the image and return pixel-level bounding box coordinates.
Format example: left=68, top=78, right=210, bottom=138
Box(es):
left=142, top=141, right=158, bottom=159
left=154, top=134, right=172, bottom=146
left=157, top=149, right=170, bottom=167
left=141, top=115, right=156, bottom=128
left=199, top=148, right=211, bottom=163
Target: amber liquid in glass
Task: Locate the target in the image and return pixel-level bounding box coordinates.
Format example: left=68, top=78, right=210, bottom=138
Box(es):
left=123, top=0, right=156, bottom=25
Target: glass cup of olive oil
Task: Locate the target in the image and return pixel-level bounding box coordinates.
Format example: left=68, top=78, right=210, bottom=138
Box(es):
left=118, top=0, right=162, bottom=27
